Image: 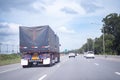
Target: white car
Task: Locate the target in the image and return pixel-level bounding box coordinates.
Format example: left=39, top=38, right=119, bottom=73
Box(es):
left=84, top=52, right=87, bottom=57
left=69, top=53, right=75, bottom=58
left=84, top=51, right=95, bottom=59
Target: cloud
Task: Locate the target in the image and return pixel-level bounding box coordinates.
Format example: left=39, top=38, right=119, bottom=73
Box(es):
left=32, top=1, right=46, bottom=11
left=0, top=22, right=19, bottom=34
left=35, top=0, right=85, bottom=16
left=57, top=26, right=75, bottom=34
left=0, top=0, right=44, bottom=13
left=61, top=7, right=78, bottom=14
left=0, top=22, right=19, bottom=44
left=0, top=0, right=119, bottom=51
left=0, top=23, right=9, bottom=28
left=80, top=0, right=103, bottom=13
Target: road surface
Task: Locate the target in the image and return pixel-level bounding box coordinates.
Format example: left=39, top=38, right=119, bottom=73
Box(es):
left=0, top=55, right=120, bottom=80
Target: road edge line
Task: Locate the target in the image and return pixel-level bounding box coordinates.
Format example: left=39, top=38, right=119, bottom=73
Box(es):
left=0, top=67, right=20, bottom=74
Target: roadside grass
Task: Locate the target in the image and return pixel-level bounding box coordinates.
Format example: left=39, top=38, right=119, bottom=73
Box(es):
left=0, top=54, right=21, bottom=66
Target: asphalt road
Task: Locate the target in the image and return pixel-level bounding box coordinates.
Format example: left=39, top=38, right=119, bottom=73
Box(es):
left=0, top=55, right=120, bottom=80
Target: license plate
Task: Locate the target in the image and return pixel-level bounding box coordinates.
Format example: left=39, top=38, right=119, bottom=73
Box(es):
left=32, top=53, right=39, bottom=60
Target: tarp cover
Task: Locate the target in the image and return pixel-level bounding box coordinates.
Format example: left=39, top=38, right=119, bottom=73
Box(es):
left=19, top=25, right=59, bottom=53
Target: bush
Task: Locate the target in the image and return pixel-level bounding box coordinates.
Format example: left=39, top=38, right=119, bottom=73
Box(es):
left=0, top=54, right=21, bottom=66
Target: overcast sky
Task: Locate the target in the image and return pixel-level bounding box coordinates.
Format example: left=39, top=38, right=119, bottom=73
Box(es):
left=0, top=0, right=120, bottom=52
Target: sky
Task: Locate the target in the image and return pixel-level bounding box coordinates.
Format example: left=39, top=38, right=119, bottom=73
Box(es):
left=0, top=0, right=120, bottom=52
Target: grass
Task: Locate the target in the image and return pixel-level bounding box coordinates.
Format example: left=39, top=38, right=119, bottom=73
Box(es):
left=0, top=54, right=21, bottom=66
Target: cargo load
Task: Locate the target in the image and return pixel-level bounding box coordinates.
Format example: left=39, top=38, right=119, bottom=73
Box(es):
left=19, top=25, right=60, bottom=68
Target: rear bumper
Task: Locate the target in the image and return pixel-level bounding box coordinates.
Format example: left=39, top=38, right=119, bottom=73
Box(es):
left=21, top=59, right=28, bottom=65
left=21, top=58, right=51, bottom=65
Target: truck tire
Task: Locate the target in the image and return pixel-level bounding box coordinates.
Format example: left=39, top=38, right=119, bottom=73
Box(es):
left=22, top=62, right=32, bottom=68
left=47, top=60, right=52, bottom=67
left=22, top=65, right=28, bottom=68
left=48, top=55, right=53, bottom=67
left=56, top=57, right=60, bottom=63
left=28, top=62, right=32, bottom=67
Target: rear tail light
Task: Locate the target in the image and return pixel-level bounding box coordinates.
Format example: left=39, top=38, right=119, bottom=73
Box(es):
left=20, top=46, right=28, bottom=49
left=32, top=46, right=38, bottom=48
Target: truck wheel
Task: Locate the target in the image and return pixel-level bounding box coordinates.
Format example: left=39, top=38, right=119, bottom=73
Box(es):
left=57, top=57, right=60, bottom=63
left=22, top=62, right=32, bottom=68
left=48, top=55, right=53, bottom=67
left=22, top=65, right=28, bottom=68
left=49, top=59, right=53, bottom=67
left=28, top=62, right=32, bottom=67
left=47, top=61, right=52, bottom=67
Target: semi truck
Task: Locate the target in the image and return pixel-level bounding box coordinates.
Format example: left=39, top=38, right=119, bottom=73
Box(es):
left=19, top=25, right=60, bottom=68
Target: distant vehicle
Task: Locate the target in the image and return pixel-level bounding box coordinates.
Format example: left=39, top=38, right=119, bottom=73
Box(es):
left=75, top=53, right=79, bottom=56
left=75, top=53, right=78, bottom=56
left=76, top=53, right=79, bottom=56
left=83, top=52, right=87, bottom=57
left=84, top=51, right=95, bottom=59
left=69, top=53, right=75, bottom=58
left=19, top=26, right=60, bottom=68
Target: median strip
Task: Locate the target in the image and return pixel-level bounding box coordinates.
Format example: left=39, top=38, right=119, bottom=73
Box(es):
left=38, top=74, right=47, bottom=80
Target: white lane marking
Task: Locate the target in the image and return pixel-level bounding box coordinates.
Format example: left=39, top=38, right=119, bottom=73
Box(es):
left=57, top=64, right=60, bottom=68
left=62, top=60, right=67, bottom=63
left=0, top=67, right=20, bottom=74
left=38, top=74, right=47, bottom=80
left=94, top=63, right=99, bottom=66
left=115, top=72, right=120, bottom=76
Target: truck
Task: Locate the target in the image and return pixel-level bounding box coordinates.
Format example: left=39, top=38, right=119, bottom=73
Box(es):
left=19, top=25, right=60, bottom=68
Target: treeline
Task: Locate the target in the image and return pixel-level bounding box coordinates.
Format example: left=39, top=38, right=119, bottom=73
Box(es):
left=79, top=13, right=120, bottom=55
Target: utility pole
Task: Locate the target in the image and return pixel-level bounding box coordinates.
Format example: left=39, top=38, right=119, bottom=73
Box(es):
left=17, top=45, right=19, bottom=54
left=0, top=43, right=2, bottom=53
left=91, top=23, right=105, bottom=55
left=87, top=43, right=89, bottom=51
left=103, top=27, right=106, bottom=57
left=93, top=39, right=94, bottom=52
left=12, top=45, right=14, bottom=53
left=6, top=44, right=8, bottom=53
left=87, top=39, right=89, bottom=51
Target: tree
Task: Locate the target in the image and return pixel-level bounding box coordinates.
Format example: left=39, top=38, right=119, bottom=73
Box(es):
left=102, top=13, right=120, bottom=55
left=104, top=34, right=115, bottom=54
left=94, top=37, right=103, bottom=54
left=79, top=34, right=115, bottom=55
left=79, top=38, right=96, bottom=54
left=87, top=38, right=94, bottom=51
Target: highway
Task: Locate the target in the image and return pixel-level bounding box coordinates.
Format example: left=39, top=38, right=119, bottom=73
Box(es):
left=0, top=55, right=120, bottom=80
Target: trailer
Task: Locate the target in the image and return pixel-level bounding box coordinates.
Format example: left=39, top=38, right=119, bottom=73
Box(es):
left=19, top=25, right=60, bottom=68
